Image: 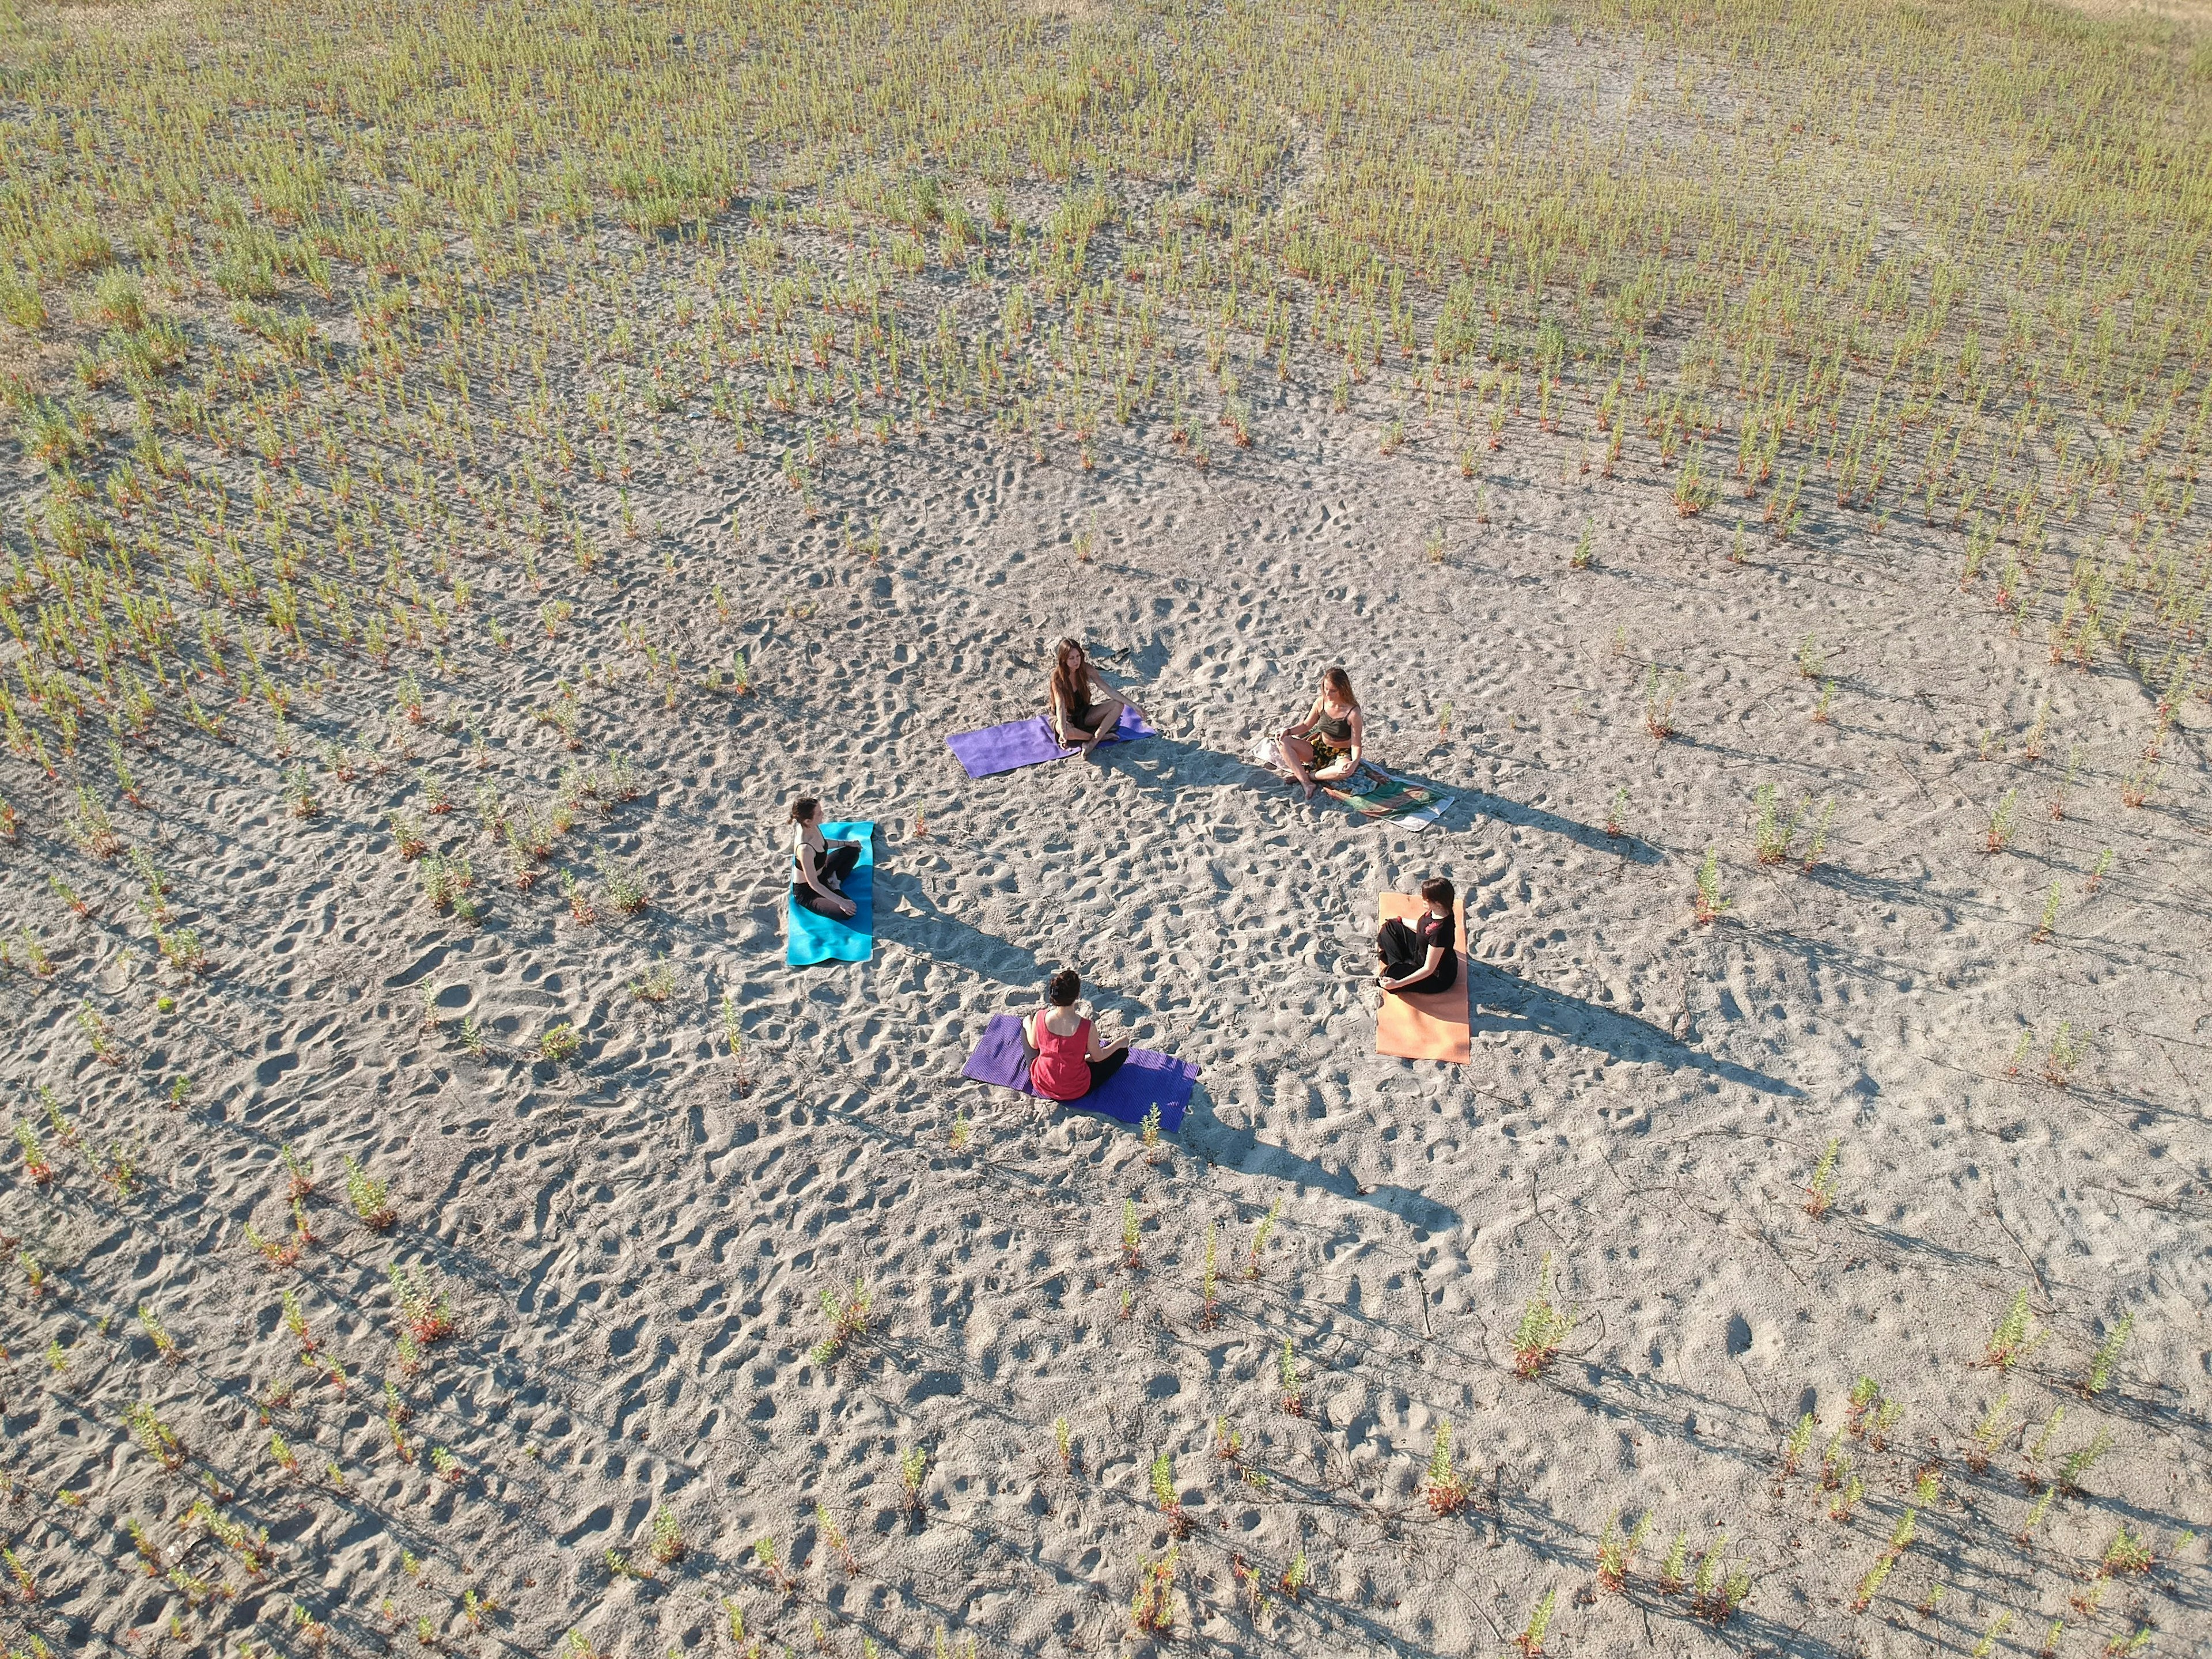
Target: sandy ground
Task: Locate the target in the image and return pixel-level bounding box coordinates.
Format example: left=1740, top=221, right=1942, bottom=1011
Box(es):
left=3, top=185, right=2210, bottom=1659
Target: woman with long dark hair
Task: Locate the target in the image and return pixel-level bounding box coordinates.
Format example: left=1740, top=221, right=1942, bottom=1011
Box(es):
left=788, top=796, right=859, bottom=921
left=1275, top=665, right=1365, bottom=801
left=1047, top=637, right=1128, bottom=759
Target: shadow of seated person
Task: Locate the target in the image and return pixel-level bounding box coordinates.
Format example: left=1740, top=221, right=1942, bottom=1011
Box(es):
left=1175, top=1085, right=1461, bottom=1237
left=1458, top=787, right=1662, bottom=864
left=873, top=870, right=1047, bottom=988
left=874, top=873, right=1152, bottom=1024
left=1465, top=959, right=1800, bottom=1098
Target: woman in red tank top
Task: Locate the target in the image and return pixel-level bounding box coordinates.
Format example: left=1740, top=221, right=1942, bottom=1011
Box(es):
left=1022, top=968, right=1130, bottom=1101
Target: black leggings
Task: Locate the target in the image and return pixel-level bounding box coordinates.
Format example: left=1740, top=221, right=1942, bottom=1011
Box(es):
left=1080, top=1045, right=1131, bottom=1096
left=1379, top=919, right=1457, bottom=995
left=793, top=842, right=861, bottom=917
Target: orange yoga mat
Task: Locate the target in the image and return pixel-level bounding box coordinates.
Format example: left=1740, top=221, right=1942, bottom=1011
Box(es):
left=1375, top=893, right=1470, bottom=1064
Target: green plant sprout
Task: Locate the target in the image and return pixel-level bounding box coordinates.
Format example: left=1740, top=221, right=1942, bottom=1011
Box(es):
left=2084, top=1313, right=2133, bottom=1396
left=1245, top=1197, right=1283, bottom=1280
left=1693, top=849, right=1730, bottom=923
left=1596, top=1510, right=1652, bottom=1591
left=1780, top=1412, right=1817, bottom=1480
left=810, top=1278, right=873, bottom=1366
left=1510, top=1252, right=1575, bottom=1377
left=1512, top=1586, right=1555, bottom=1654
left=1422, top=1419, right=1471, bottom=1515
left=1984, top=1289, right=2044, bottom=1369
left=1804, top=1138, right=1841, bottom=1217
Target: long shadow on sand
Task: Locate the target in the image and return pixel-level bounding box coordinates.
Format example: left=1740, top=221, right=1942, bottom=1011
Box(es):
left=1469, top=962, right=1801, bottom=1097
left=872, top=869, right=1052, bottom=988
left=874, top=870, right=1152, bottom=1023
left=1173, top=1084, right=1463, bottom=1235
left=1453, top=786, right=1662, bottom=863
left=1105, top=736, right=1665, bottom=865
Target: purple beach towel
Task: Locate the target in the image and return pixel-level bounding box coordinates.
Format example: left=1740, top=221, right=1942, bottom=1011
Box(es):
left=960, top=1013, right=1195, bottom=1131
left=945, top=708, right=1154, bottom=779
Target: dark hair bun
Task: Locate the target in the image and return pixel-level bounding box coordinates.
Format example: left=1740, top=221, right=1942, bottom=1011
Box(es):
left=1047, top=968, right=1081, bottom=1005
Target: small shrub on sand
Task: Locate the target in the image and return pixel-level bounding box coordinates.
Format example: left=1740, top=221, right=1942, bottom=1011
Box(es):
left=1129, top=1546, right=1177, bottom=1634
left=386, top=1262, right=456, bottom=1345
left=2082, top=1314, right=2132, bottom=1397
left=2042, top=1021, right=2090, bottom=1088
left=1421, top=1419, right=1471, bottom=1516
left=1244, top=1197, right=1283, bottom=1281
left=1596, top=1510, right=1652, bottom=1591
left=127, top=1402, right=185, bottom=1470
left=343, top=1156, right=396, bottom=1230
left=1642, top=666, right=1681, bottom=740
left=815, top=1505, right=856, bottom=1574
left=1778, top=1412, right=1816, bottom=1482
left=2098, top=1525, right=2154, bottom=1578
left=1985, top=790, right=2020, bottom=853
left=1982, top=1289, right=2044, bottom=1369
left=647, top=1507, right=685, bottom=1566
left=1657, top=1531, right=1690, bottom=1594
left=810, top=1278, right=873, bottom=1366
left=1149, top=1450, right=1188, bottom=1535
left=14, top=1122, right=54, bottom=1185
left=1510, top=1253, right=1575, bottom=1378
left=1690, top=1535, right=1752, bottom=1624
left=1692, top=850, right=1730, bottom=924
left=1804, top=1137, right=1841, bottom=1217
left=1512, top=1588, right=1555, bottom=1654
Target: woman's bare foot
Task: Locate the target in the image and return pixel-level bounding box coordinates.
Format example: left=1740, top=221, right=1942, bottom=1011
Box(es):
left=1084, top=703, right=1124, bottom=759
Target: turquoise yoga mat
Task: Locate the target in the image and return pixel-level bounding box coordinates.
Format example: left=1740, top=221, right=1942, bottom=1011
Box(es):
left=786, top=821, right=873, bottom=965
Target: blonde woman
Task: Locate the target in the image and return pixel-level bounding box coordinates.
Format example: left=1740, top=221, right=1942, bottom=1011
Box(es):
left=1275, top=665, right=1365, bottom=801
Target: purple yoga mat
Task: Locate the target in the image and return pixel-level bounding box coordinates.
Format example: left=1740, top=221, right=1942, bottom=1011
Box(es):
left=961, top=1013, right=1194, bottom=1131
left=944, top=708, right=1154, bottom=779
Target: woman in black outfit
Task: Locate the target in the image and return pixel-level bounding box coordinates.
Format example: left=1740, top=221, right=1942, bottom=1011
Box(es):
left=1378, top=876, right=1458, bottom=995
left=789, top=796, right=860, bottom=920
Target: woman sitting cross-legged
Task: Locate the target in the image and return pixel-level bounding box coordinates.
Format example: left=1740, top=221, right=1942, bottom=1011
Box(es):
left=1276, top=665, right=1365, bottom=802
left=1023, top=968, right=1131, bottom=1101
left=1048, top=637, right=1130, bottom=758
left=788, top=796, right=860, bottom=921
left=1378, top=876, right=1458, bottom=997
